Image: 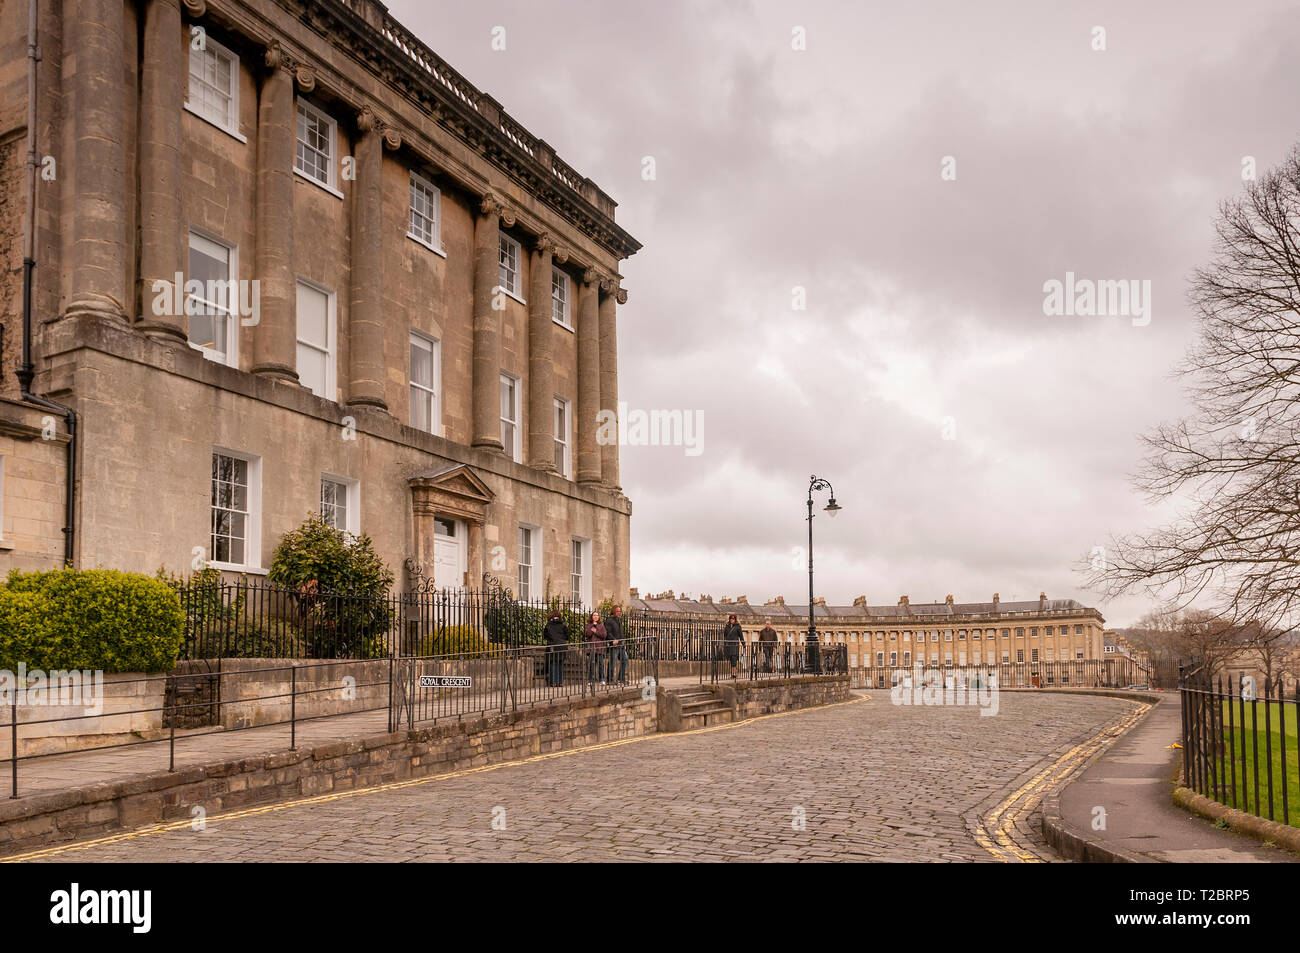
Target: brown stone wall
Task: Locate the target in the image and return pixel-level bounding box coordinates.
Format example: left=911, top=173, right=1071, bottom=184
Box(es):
left=0, top=398, right=68, bottom=571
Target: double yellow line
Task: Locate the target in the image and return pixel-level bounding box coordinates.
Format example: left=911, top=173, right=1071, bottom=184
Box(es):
left=5, top=694, right=870, bottom=862
left=971, top=701, right=1151, bottom=862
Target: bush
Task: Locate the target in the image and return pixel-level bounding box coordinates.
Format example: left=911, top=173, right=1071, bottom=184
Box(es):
left=268, top=514, right=395, bottom=658
left=424, top=624, right=497, bottom=656
left=0, top=569, right=184, bottom=673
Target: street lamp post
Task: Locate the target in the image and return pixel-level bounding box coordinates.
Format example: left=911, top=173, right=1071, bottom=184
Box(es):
left=805, top=475, right=841, bottom=674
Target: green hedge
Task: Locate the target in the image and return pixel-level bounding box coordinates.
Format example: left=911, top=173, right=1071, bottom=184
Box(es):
left=0, top=569, right=184, bottom=673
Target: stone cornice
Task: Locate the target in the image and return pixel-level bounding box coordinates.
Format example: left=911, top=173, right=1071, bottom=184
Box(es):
left=203, top=0, right=641, bottom=262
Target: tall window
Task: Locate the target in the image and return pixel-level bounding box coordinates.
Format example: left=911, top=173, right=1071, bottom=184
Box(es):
left=570, top=538, right=589, bottom=605
left=408, top=172, right=441, bottom=250
left=187, top=232, right=236, bottom=365
left=295, top=99, right=336, bottom=189
left=409, top=332, right=440, bottom=434
left=186, top=36, right=240, bottom=136
left=211, top=450, right=259, bottom=569
left=551, top=267, right=570, bottom=327
left=498, top=235, right=522, bottom=298
left=296, top=280, right=334, bottom=399
left=320, top=476, right=357, bottom=534
left=500, top=373, right=521, bottom=461
left=553, top=397, right=571, bottom=477
left=518, top=526, right=535, bottom=600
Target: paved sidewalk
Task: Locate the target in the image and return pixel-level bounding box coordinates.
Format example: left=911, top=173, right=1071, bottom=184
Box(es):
left=5, top=675, right=716, bottom=800
left=1054, top=694, right=1295, bottom=862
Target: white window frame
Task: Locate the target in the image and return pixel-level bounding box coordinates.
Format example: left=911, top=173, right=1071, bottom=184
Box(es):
left=407, top=171, right=444, bottom=256
left=320, top=473, right=360, bottom=536
left=518, top=524, right=541, bottom=602
left=553, top=396, right=572, bottom=479
left=294, top=98, right=342, bottom=197
left=185, top=34, right=245, bottom=142
left=186, top=230, right=239, bottom=367
left=295, top=278, right=336, bottom=400
left=500, top=372, right=522, bottom=462
left=498, top=234, right=524, bottom=302
left=551, top=266, right=572, bottom=329
left=409, top=331, right=441, bottom=436
left=210, top=447, right=261, bottom=572
left=570, top=536, right=591, bottom=606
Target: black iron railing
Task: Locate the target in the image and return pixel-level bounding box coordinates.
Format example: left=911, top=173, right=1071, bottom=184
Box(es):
left=1180, top=670, right=1299, bottom=829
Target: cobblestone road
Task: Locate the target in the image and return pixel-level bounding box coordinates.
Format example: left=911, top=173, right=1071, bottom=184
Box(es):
left=19, top=691, right=1138, bottom=862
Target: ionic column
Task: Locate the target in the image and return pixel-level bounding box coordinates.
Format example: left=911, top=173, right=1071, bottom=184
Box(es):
left=472, top=194, right=510, bottom=450
left=576, top=270, right=602, bottom=484
left=137, top=0, right=187, bottom=341
left=598, top=280, right=623, bottom=490
left=346, top=108, right=387, bottom=409
left=64, top=0, right=128, bottom=323
left=252, top=46, right=298, bottom=382
left=526, top=234, right=556, bottom=470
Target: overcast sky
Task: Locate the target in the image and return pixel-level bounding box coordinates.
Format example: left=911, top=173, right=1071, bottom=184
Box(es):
left=390, top=0, right=1300, bottom=626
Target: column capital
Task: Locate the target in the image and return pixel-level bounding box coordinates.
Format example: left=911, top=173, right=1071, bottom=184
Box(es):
left=553, top=245, right=570, bottom=265
left=534, top=231, right=556, bottom=255
left=598, top=274, right=617, bottom=294
left=480, top=192, right=517, bottom=228
left=615, top=288, right=628, bottom=305
left=181, top=0, right=206, bottom=16
left=582, top=266, right=599, bottom=285
left=356, top=104, right=377, bottom=133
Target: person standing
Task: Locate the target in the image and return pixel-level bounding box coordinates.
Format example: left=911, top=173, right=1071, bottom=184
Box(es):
left=585, top=611, right=609, bottom=685
left=543, top=609, right=569, bottom=687
left=759, top=621, right=778, bottom=673
left=723, top=613, right=744, bottom=679
left=604, top=604, right=628, bottom=685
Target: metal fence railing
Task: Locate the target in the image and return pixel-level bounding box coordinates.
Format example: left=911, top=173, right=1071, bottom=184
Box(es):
left=1180, top=671, right=1300, bottom=829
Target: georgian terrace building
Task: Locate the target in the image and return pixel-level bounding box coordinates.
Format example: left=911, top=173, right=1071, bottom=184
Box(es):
left=630, top=590, right=1110, bottom=668
left=0, top=0, right=639, bottom=603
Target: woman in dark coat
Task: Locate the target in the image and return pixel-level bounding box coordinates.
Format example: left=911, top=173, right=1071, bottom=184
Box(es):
left=723, top=614, right=744, bottom=679
left=543, top=609, right=569, bottom=687
left=585, top=611, right=609, bottom=685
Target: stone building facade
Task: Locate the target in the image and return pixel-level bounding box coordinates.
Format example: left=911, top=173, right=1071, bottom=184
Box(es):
left=631, top=590, right=1111, bottom=666
left=0, top=0, right=639, bottom=602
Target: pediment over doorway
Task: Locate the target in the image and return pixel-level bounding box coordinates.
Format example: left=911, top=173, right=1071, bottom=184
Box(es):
left=408, top=464, right=495, bottom=522
left=410, top=465, right=496, bottom=509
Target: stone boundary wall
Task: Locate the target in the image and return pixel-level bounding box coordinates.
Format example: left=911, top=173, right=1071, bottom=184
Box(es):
left=721, top=674, right=851, bottom=718
left=0, top=688, right=653, bottom=856
left=0, top=674, right=166, bottom=759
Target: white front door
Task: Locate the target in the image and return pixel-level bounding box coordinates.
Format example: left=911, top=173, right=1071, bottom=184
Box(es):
left=433, top=517, right=465, bottom=589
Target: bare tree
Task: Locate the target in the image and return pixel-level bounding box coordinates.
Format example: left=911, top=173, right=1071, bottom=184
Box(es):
left=1123, top=608, right=1245, bottom=682
left=1093, top=146, right=1300, bottom=630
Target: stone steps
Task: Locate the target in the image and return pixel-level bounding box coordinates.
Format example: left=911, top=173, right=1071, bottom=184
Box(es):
left=668, top=689, right=734, bottom=730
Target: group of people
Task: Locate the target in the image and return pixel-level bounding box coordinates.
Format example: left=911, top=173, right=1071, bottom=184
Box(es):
left=539, top=609, right=786, bottom=686
left=542, top=605, right=628, bottom=687
left=719, top=615, right=781, bottom=678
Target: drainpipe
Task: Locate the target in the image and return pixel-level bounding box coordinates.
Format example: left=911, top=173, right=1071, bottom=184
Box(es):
left=16, top=0, right=77, bottom=568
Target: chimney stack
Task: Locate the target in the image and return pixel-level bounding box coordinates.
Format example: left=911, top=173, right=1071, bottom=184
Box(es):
left=992, top=593, right=1000, bottom=612
left=1039, top=591, right=1047, bottom=612
left=853, top=595, right=867, bottom=607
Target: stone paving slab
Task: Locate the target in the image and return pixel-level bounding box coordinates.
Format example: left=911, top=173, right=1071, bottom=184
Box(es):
left=20, top=690, right=1138, bottom=862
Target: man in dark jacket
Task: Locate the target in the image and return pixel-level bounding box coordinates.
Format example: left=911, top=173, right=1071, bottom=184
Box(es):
left=604, top=605, right=628, bottom=684
left=543, top=610, right=568, bottom=687
left=759, top=622, right=778, bottom=673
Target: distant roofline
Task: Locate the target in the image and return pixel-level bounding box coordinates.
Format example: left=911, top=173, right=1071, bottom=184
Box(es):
left=627, top=594, right=1104, bottom=625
